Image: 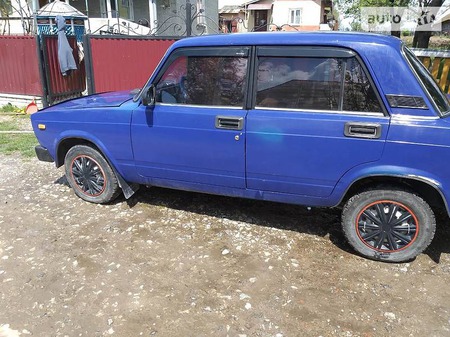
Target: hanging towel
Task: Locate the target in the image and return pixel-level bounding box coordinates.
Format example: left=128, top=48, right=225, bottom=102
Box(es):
left=56, top=15, right=77, bottom=76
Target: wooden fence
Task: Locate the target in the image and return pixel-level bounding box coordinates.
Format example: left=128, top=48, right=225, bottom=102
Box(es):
left=412, top=49, right=450, bottom=94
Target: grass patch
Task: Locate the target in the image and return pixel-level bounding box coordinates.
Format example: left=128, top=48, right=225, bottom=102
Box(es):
left=0, top=133, right=37, bottom=157
left=0, top=120, right=20, bottom=131
left=0, top=115, right=31, bottom=131
left=0, top=114, right=36, bottom=157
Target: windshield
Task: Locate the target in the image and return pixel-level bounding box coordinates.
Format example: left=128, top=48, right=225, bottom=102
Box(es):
left=403, top=46, right=450, bottom=116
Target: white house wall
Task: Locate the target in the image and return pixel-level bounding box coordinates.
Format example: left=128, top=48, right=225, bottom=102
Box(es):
left=0, top=19, right=28, bottom=34
left=271, top=0, right=321, bottom=29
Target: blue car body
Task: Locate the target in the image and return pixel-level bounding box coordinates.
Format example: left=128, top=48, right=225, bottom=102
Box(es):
left=31, top=32, right=450, bottom=261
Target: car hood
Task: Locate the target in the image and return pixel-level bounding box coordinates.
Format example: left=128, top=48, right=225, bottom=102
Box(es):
left=48, top=91, right=134, bottom=110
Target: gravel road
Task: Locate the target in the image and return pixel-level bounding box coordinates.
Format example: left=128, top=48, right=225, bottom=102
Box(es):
left=1, top=153, right=450, bottom=337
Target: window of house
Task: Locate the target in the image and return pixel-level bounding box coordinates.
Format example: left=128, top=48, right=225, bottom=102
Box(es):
left=156, top=53, right=248, bottom=107
left=255, top=56, right=382, bottom=113
left=289, top=9, right=302, bottom=25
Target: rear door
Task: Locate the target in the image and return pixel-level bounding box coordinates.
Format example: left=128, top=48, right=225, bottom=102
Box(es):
left=246, top=46, right=390, bottom=197
left=131, top=47, right=250, bottom=188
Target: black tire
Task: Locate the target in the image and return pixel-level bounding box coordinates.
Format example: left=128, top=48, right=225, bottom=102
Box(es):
left=342, top=189, right=436, bottom=262
left=64, top=145, right=121, bottom=204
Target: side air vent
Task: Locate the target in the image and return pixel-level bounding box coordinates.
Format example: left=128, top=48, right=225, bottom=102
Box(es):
left=386, top=95, right=428, bottom=109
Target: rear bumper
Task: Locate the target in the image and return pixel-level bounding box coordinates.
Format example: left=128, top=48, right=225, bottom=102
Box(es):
left=35, top=145, right=54, bottom=163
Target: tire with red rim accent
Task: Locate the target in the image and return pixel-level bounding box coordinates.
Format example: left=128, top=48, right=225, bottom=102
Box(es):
left=342, top=189, right=436, bottom=262
left=64, top=145, right=121, bottom=204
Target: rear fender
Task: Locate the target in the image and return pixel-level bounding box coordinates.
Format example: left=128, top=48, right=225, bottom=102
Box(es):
left=333, top=164, right=448, bottom=212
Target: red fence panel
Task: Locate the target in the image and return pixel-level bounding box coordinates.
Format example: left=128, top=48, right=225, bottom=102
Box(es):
left=0, top=35, right=43, bottom=96
left=41, top=35, right=86, bottom=104
left=86, top=36, right=177, bottom=93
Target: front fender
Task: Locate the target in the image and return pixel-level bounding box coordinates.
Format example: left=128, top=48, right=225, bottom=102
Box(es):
left=55, top=130, right=124, bottom=177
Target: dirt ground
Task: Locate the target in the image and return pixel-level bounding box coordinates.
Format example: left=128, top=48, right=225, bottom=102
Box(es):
left=1, top=153, right=450, bottom=337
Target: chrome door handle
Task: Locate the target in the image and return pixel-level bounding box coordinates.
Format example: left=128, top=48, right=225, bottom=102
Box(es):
left=215, top=116, right=244, bottom=130
left=344, top=122, right=381, bottom=139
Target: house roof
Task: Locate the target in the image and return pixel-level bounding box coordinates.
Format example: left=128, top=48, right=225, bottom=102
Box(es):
left=36, top=0, right=87, bottom=18
left=247, top=3, right=273, bottom=10
left=242, top=0, right=264, bottom=5
left=436, top=7, right=450, bottom=23
left=219, top=5, right=243, bottom=14
left=219, top=0, right=274, bottom=12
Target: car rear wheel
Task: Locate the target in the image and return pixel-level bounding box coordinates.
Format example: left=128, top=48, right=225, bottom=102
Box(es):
left=342, top=189, right=436, bottom=262
left=64, top=145, right=121, bottom=204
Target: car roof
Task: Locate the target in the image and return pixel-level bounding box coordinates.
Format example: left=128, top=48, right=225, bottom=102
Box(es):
left=171, top=31, right=403, bottom=50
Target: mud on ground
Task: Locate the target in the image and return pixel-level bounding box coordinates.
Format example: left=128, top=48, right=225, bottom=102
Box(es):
left=1, top=154, right=450, bottom=337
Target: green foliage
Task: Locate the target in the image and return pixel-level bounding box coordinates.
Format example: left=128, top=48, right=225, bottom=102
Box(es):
left=0, top=133, right=36, bottom=157
left=336, top=0, right=446, bottom=48
left=0, top=0, right=12, bottom=16
left=335, top=0, right=414, bottom=32
left=0, top=103, right=24, bottom=114
left=351, top=21, right=362, bottom=31
left=402, top=29, right=412, bottom=36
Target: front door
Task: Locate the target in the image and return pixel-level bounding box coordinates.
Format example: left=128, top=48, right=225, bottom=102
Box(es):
left=246, top=47, right=389, bottom=198
left=131, top=47, right=250, bottom=189
left=254, top=10, right=268, bottom=31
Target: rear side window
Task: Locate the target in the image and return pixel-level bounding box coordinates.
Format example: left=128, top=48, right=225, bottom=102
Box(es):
left=403, top=47, right=450, bottom=115
left=155, top=52, right=248, bottom=107
left=256, top=55, right=382, bottom=113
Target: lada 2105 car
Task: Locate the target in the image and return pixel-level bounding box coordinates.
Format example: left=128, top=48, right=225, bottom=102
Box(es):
left=31, top=32, right=450, bottom=262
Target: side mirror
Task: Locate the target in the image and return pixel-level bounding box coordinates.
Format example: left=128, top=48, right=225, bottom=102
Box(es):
left=142, top=84, right=156, bottom=107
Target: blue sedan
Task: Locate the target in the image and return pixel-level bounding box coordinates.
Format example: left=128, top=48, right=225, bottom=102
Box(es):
left=31, top=32, right=450, bottom=262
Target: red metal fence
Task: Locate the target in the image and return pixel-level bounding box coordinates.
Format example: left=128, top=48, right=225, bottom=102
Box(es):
left=41, top=35, right=86, bottom=104
left=84, top=36, right=178, bottom=94
left=0, top=35, right=43, bottom=96
left=1, top=35, right=449, bottom=106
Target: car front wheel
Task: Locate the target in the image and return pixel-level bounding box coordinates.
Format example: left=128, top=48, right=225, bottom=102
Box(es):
left=342, top=189, right=436, bottom=262
left=64, top=145, right=121, bottom=204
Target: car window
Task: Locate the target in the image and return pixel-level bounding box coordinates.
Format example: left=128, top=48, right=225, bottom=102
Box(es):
left=155, top=55, right=248, bottom=107
left=343, top=57, right=383, bottom=112
left=403, top=47, right=450, bottom=116
left=255, top=56, right=382, bottom=113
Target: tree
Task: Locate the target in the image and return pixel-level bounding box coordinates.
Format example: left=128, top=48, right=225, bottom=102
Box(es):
left=335, top=0, right=413, bottom=36
left=0, top=0, right=11, bottom=17
left=412, top=0, right=444, bottom=48
left=0, top=0, right=12, bottom=34
left=335, top=0, right=447, bottom=48
left=388, top=0, right=412, bottom=37
left=0, top=0, right=33, bottom=34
